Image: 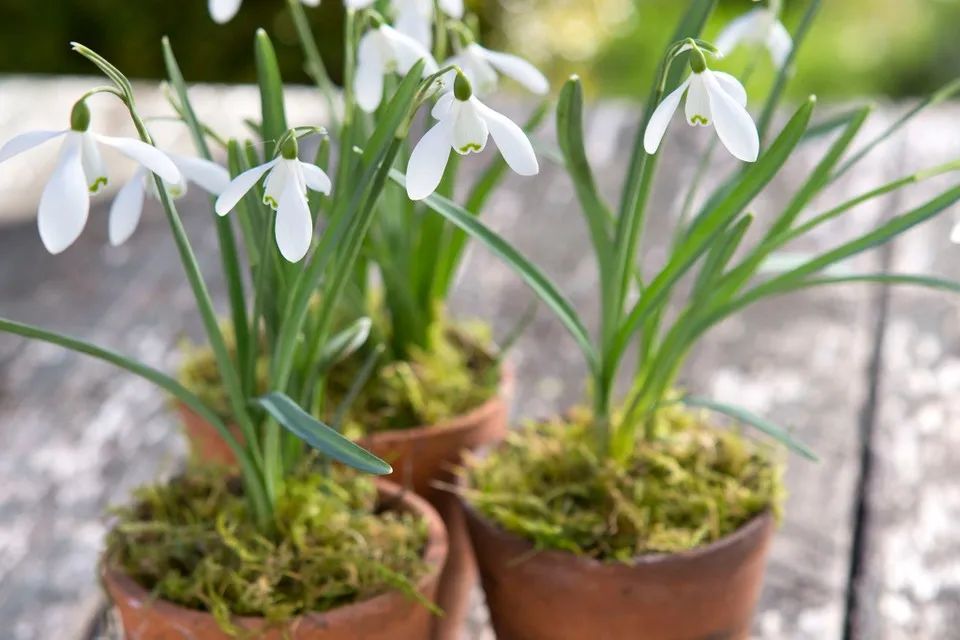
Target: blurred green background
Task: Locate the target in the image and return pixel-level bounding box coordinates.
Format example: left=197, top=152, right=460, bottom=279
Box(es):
left=1, top=0, right=957, bottom=99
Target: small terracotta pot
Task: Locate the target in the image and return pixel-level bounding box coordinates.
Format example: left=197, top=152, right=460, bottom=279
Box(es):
left=103, top=480, right=448, bottom=640
left=177, top=368, right=512, bottom=640
left=462, top=497, right=775, bottom=640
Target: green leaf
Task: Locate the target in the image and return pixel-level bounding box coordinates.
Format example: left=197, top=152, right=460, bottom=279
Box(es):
left=391, top=171, right=599, bottom=373
left=681, top=396, right=818, bottom=461
left=257, top=392, right=392, bottom=475
left=255, top=29, right=288, bottom=148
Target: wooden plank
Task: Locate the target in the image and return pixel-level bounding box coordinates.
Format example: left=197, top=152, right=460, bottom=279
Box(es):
left=852, top=108, right=960, bottom=639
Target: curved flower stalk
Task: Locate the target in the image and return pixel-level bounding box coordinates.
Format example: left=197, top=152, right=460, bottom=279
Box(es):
left=716, top=0, right=792, bottom=68
left=444, top=42, right=550, bottom=97
left=644, top=43, right=759, bottom=163
left=406, top=73, right=539, bottom=201
left=216, top=135, right=332, bottom=263
left=355, top=21, right=439, bottom=113
left=0, top=100, right=181, bottom=254
left=209, top=0, right=319, bottom=24
left=110, top=154, right=230, bottom=246
left=346, top=0, right=464, bottom=48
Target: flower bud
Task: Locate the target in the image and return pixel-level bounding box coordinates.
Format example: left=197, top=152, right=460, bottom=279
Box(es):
left=454, top=71, right=473, bottom=101
left=70, top=100, right=91, bottom=132
left=689, top=45, right=708, bottom=74
left=280, top=134, right=299, bottom=160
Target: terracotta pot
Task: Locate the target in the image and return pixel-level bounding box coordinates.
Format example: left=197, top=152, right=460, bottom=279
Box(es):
left=462, top=497, right=775, bottom=640
left=103, top=480, right=448, bottom=640
left=178, top=368, right=512, bottom=640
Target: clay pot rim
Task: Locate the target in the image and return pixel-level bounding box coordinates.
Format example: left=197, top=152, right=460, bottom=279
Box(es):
left=102, top=478, right=448, bottom=627
left=459, top=483, right=774, bottom=572
left=360, top=363, right=514, bottom=446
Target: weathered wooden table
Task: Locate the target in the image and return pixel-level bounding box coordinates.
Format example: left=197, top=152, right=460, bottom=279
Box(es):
left=1, top=81, right=958, bottom=639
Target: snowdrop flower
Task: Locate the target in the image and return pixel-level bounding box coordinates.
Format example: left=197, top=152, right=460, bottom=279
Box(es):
left=951, top=220, right=960, bottom=245
left=109, top=154, right=230, bottom=246
left=406, top=73, right=539, bottom=201
left=209, top=0, right=320, bottom=25
left=215, top=135, right=331, bottom=263
left=715, top=0, right=792, bottom=68
left=345, top=0, right=464, bottom=49
left=355, top=21, right=439, bottom=113
left=643, top=45, right=759, bottom=163
left=0, top=100, right=181, bottom=254
left=445, top=42, right=549, bottom=97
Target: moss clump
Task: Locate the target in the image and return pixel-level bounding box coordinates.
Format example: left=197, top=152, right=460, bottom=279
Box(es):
left=462, top=405, right=785, bottom=561
left=106, top=465, right=429, bottom=629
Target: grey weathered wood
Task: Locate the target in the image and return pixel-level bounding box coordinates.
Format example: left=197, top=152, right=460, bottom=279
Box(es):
left=851, top=111, right=960, bottom=640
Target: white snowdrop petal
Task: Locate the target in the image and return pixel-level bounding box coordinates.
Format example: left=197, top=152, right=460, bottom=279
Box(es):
left=300, top=162, right=332, bottom=195
left=432, top=92, right=456, bottom=119
left=0, top=129, right=66, bottom=164
left=301, top=0, right=321, bottom=6
left=643, top=77, right=690, bottom=155
left=209, top=0, right=242, bottom=24
left=685, top=74, right=712, bottom=127
left=355, top=32, right=387, bottom=113
left=274, top=180, right=314, bottom=263
left=263, top=160, right=292, bottom=208
left=477, top=46, right=550, bottom=95
left=439, top=0, right=463, bottom=18
left=461, top=49, right=500, bottom=96
left=767, top=20, right=793, bottom=68
left=704, top=71, right=759, bottom=162
left=715, top=9, right=760, bottom=57
left=344, top=0, right=375, bottom=8
left=712, top=71, right=748, bottom=108
left=383, top=26, right=438, bottom=74
left=95, top=135, right=181, bottom=184
left=395, top=0, right=433, bottom=49
left=951, top=220, right=960, bottom=245
left=109, top=169, right=147, bottom=246
left=475, top=100, right=539, bottom=176
left=406, top=120, right=453, bottom=201
left=81, top=132, right=108, bottom=194
left=214, top=159, right=278, bottom=215
left=452, top=101, right=489, bottom=155
left=174, top=155, right=231, bottom=195
left=38, top=135, right=89, bottom=254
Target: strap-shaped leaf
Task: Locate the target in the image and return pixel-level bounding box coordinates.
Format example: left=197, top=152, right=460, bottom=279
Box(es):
left=255, top=29, right=288, bottom=148
left=257, top=392, right=392, bottom=475
left=682, top=396, right=817, bottom=461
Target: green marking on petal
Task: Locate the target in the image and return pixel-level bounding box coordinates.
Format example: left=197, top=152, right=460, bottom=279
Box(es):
left=89, top=176, right=108, bottom=194
left=456, top=143, right=483, bottom=154
left=690, top=115, right=710, bottom=126
left=263, top=195, right=278, bottom=210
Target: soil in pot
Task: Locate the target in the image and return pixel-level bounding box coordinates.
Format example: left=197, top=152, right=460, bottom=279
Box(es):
left=459, top=405, right=785, bottom=640
left=103, top=464, right=447, bottom=639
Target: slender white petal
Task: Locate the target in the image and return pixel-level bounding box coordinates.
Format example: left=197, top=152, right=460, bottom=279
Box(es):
left=300, top=162, right=332, bottom=195
left=474, top=99, right=539, bottom=176
left=703, top=71, right=759, bottom=162
left=215, top=158, right=278, bottom=215
left=209, top=0, right=242, bottom=23
left=355, top=31, right=387, bottom=112
left=951, top=220, right=960, bottom=245
left=395, top=0, right=433, bottom=49
left=712, top=71, right=748, bottom=107
left=766, top=20, right=793, bottom=68
left=643, top=77, right=691, bottom=154
left=38, top=134, right=89, bottom=254
left=109, top=168, right=147, bottom=246
left=685, top=74, right=712, bottom=127
left=344, top=0, right=375, bottom=7
left=173, top=155, right=231, bottom=195
left=263, top=160, right=292, bottom=208
left=432, top=92, right=456, bottom=119
left=475, top=45, right=550, bottom=95
left=95, top=135, right=181, bottom=184
left=80, top=132, right=109, bottom=193
left=0, top=129, right=67, bottom=164
left=274, top=179, right=313, bottom=262
left=438, top=0, right=463, bottom=18
left=715, top=9, right=760, bottom=57
left=406, top=120, right=453, bottom=200
left=382, top=26, right=438, bottom=74
left=451, top=101, right=489, bottom=155
left=458, top=48, right=500, bottom=95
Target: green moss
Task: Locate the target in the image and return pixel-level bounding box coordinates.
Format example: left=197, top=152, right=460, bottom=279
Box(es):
left=177, top=319, right=500, bottom=436
left=461, top=404, right=785, bottom=561
left=106, top=464, right=430, bottom=631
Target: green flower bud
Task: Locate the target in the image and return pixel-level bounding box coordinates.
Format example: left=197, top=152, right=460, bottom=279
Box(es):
left=70, top=100, right=91, bottom=132
left=281, top=134, right=299, bottom=160
left=689, top=45, right=708, bottom=74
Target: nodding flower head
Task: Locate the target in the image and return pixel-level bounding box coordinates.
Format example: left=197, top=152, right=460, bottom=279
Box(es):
left=715, top=0, right=792, bottom=68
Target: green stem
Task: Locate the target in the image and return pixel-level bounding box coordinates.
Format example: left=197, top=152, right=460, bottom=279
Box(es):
left=287, top=0, right=340, bottom=128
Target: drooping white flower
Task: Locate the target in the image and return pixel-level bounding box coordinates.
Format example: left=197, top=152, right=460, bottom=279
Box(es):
left=643, top=59, right=759, bottom=163
left=209, top=0, right=320, bottom=24
left=355, top=23, right=439, bottom=113
left=215, top=138, right=331, bottom=263
left=109, top=154, right=230, bottom=246
left=406, top=76, right=539, bottom=201
left=445, top=42, right=549, bottom=97
left=345, top=0, right=463, bottom=49
left=0, top=101, right=181, bottom=254
left=715, top=1, right=792, bottom=68
left=950, top=220, right=960, bottom=245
